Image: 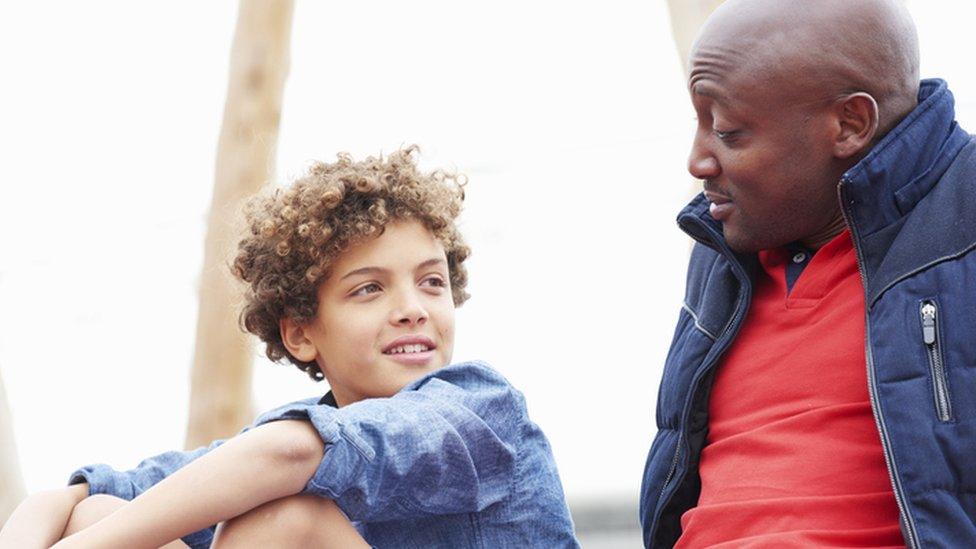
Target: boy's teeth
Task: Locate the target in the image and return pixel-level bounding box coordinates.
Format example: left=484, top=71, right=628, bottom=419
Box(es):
left=389, top=344, right=430, bottom=354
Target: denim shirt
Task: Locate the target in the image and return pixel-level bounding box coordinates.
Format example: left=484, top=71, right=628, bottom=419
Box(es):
left=69, top=361, right=580, bottom=548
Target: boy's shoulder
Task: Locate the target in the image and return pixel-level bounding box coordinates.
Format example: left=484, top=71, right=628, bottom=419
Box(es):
left=408, top=360, right=514, bottom=392
left=396, top=360, right=528, bottom=425
left=251, top=395, right=322, bottom=427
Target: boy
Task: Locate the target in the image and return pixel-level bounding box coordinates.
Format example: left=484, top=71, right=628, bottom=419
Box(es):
left=0, top=148, right=579, bottom=548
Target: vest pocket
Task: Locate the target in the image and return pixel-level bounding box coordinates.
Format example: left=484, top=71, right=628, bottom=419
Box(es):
left=920, top=300, right=953, bottom=422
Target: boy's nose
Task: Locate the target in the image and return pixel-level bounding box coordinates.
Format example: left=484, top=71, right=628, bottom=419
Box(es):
left=391, top=294, right=429, bottom=326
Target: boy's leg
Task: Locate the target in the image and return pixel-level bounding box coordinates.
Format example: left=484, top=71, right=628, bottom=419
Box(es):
left=63, top=494, right=189, bottom=549
left=212, top=494, right=370, bottom=548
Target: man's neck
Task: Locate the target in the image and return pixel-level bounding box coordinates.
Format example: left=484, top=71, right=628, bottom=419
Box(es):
left=800, top=214, right=848, bottom=250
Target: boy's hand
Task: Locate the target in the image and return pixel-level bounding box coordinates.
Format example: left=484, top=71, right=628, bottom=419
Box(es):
left=0, top=483, right=89, bottom=549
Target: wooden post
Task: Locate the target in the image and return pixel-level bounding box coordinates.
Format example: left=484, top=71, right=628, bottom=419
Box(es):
left=0, top=370, right=26, bottom=525
left=665, top=0, right=726, bottom=75
left=185, top=0, right=295, bottom=450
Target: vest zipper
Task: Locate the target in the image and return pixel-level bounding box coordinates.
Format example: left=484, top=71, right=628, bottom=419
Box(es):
left=650, top=219, right=752, bottom=545
left=840, top=179, right=920, bottom=549
left=658, top=433, right=681, bottom=504
left=920, top=301, right=952, bottom=422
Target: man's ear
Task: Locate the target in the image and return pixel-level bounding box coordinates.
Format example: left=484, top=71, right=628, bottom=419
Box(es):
left=832, top=92, right=879, bottom=159
left=280, top=317, right=318, bottom=363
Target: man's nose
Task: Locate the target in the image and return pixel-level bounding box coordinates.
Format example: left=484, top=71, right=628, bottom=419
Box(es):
left=687, top=136, right=720, bottom=180
left=391, top=291, right=429, bottom=326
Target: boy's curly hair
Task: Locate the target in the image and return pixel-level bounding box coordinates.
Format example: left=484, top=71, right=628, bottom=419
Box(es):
left=232, top=146, right=470, bottom=381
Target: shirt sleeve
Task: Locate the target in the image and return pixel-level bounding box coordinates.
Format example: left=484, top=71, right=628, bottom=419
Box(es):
left=251, top=362, right=521, bottom=522
left=67, top=438, right=229, bottom=549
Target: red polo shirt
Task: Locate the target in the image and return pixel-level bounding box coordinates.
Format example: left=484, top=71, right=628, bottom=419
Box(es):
left=676, top=231, right=904, bottom=548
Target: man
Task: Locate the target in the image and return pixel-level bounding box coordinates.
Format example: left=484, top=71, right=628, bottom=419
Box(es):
left=640, top=0, right=976, bottom=547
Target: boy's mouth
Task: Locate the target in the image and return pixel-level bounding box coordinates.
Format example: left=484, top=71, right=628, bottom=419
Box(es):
left=386, top=343, right=431, bottom=354
left=382, top=335, right=437, bottom=355
left=382, top=335, right=437, bottom=365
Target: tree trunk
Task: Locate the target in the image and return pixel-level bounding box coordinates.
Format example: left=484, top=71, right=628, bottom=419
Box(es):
left=185, top=0, right=295, bottom=450
left=0, top=370, right=26, bottom=525
left=665, top=0, right=726, bottom=74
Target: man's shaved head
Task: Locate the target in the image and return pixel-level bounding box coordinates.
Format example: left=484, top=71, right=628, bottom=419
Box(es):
left=684, top=0, right=924, bottom=253
left=692, top=0, right=919, bottom=135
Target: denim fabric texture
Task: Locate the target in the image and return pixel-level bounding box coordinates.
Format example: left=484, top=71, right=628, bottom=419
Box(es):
left=70, top=361, right=580, bottom=548
left=640, top=79, right=976, bottom=547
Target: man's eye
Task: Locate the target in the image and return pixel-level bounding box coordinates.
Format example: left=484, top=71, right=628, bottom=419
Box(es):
left=352, top=283, right=382, bottom=296
left=713, top=129, right=738, bottom=141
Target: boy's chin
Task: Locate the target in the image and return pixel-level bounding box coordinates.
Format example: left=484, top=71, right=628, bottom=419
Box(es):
left=391, top=360, right=446, bottom=385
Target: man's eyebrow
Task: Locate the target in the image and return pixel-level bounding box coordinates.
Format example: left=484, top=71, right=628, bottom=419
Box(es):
left=691, top=82, right=727, bottom=104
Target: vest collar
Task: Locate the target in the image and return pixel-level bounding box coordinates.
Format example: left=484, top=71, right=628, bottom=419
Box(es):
left=842, top=79, right=971, bottom=238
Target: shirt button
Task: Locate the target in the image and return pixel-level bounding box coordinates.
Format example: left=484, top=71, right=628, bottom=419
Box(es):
left=792, top=252, right=807, bottom=264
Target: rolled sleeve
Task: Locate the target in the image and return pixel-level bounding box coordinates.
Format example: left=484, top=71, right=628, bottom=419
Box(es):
left=251, top=362, right=521, bottom=523
left=67, top=442, right=226, bottom=549
left=68, top=464, right=139, bottom=500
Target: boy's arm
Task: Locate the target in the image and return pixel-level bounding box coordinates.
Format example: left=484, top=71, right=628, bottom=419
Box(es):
left=69, top=436, right=228, bottom=502
left=51, top=419, right=323, bottom=549
left=0, top=484, right=89, bottom=549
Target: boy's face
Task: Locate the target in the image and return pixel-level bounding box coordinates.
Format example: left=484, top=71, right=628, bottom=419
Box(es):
left=287, top=219, right=456, bottom=406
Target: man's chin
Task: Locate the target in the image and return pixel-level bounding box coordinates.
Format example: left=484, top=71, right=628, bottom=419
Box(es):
left=722, top=226, right=780, bottom=254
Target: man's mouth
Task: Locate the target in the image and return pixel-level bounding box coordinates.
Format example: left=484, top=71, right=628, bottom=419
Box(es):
left=703, top=189, right=732, bottom=205
left=703, top=190, right=734, bottom=221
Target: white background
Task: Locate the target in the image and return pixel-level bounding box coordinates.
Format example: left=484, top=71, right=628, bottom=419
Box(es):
left=1, top=1, right=974, bottom=510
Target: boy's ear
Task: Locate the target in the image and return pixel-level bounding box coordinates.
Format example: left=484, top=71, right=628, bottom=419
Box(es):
left=279, top=317, right=318, bottom=363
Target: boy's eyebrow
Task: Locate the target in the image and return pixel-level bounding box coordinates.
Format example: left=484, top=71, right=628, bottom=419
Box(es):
left=339, top=258, right=447, bottom=281
left=416, top=257, right=448, bottom=270
left=340, top=266, right=388, bottom=281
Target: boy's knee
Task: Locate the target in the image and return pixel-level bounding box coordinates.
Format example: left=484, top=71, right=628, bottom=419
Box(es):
left=262, top=494, right=326, bottom=528
left=214, top=495, right=329, bottom=547
left=63, top=494, right=128, bottom=536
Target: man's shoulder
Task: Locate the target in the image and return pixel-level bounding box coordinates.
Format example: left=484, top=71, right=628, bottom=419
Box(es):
left=908, top=136, right=976, bottom=225
left=947, top=134, right=976, bottom=174
left=865, top=136, right=976, bottom=303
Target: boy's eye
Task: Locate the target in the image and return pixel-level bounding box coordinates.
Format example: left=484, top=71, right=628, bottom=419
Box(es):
left=352, top=283, right=382, bottom=297
left=420, top=275, right=446, bottom=288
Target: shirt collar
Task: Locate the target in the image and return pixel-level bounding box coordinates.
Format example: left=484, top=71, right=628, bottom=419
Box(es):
left=318, top=391, right=338, bottom=408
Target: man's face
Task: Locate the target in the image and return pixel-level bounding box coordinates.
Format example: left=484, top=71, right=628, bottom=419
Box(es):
left=304, top=219, right=456, bottom=406
left=687, top=66, right=842, bottom=252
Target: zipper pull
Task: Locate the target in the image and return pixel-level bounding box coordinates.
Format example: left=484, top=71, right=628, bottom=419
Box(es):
left=921, top=302, right=936, bottom=345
